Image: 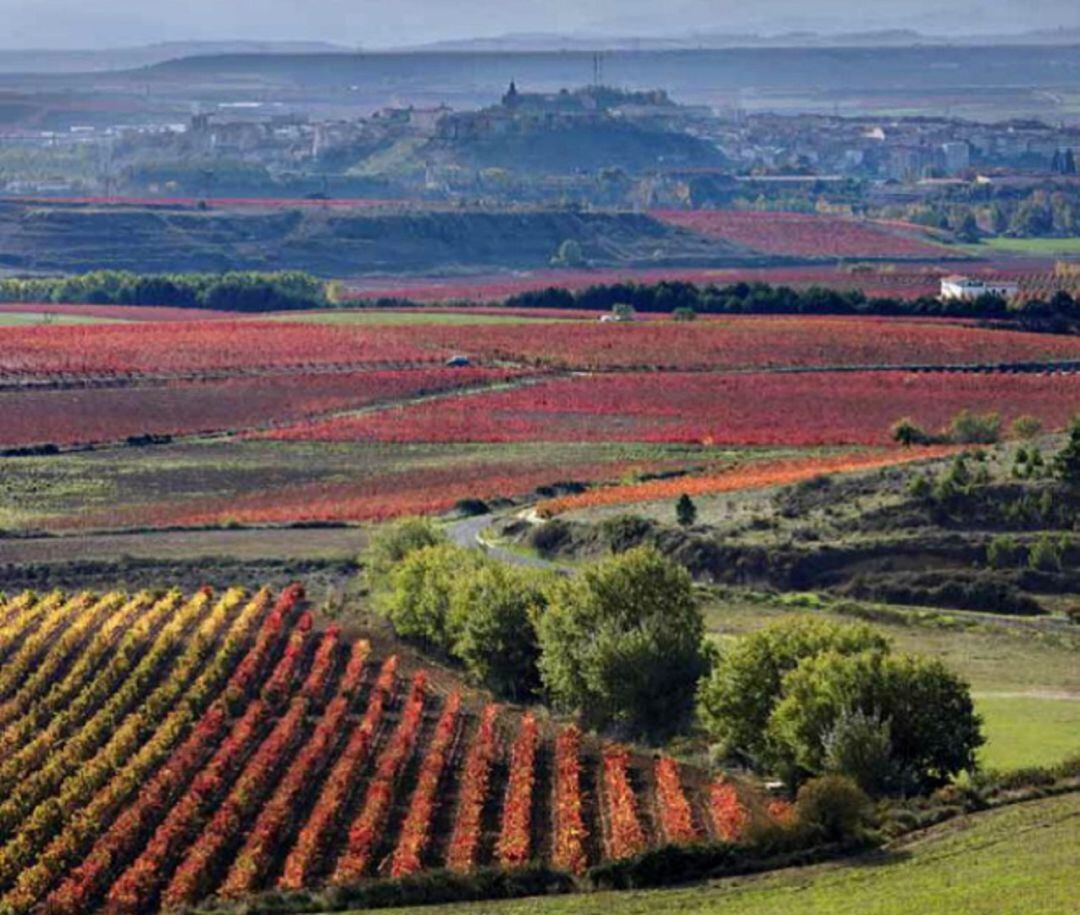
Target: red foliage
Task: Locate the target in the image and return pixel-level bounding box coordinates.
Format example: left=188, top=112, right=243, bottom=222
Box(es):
left=497, top=714, right=539, bottom=869
left=390, top=693, right=462, bottom=877
left=330, top=671, right=428, bottom=884
left=602, top=747, right=646, bottom=861
left=218, top=639, right=369, bottom=895
left=709, top=779, right=749, bottom=843
left=277, top=655, right=398, bottom=890
left=552, top=726, right=588, bottom=875
left=654, top=757, right=699, bottom=845
left=653, top=210, right=952, bottom=259
left=446, top=704, right=500, bottom=873
left=0, top=368, right=522, bottom=448
left=266, top=370, right=1080, bottom=448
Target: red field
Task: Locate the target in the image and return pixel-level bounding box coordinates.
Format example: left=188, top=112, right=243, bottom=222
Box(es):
left=0, top=587, right=772, bottom=914
left=262, top=370, right=1080, bottom=447
left=0, top=368, right=522, bottom=449
left=8, top=196, right=403, bottom=210
left=43, top=454, right=674, bottom=531
left=653, top=210, right=956, bottom=259
left=5, top=316, right=1079, bottom=380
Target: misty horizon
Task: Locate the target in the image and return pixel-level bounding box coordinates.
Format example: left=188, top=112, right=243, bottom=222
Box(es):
left=0, top=0, right=1077, bottom=51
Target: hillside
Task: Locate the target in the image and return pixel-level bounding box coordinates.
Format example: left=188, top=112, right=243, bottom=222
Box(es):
left=0, top=203, right=764, bottom=276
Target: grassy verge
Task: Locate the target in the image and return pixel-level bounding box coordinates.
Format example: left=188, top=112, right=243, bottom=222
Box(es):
left=976, top=695, right=1080, bottom=771
left=360, top=792, right=1080, bottom=915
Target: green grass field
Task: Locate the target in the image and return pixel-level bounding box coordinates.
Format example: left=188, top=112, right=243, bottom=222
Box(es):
left=969, top=236, right=1080, bottom=256
left=267, top=309, right=564, bottom=326
left=0, top=312, right=125, bottom=326
left=369, top=793, right=1080, bottom=915
left=975, top=695, right=1080, bottom=771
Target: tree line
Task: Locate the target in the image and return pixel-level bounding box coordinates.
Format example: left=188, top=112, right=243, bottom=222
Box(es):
left=505, top=279, right=1080, bottom=325
left=0, top=270, right=328, bottom=312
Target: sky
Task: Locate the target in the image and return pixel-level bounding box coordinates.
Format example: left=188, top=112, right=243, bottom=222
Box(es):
left=0, top=0, right=1075, bottom=49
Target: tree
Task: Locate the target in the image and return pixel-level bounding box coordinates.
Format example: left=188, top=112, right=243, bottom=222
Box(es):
left=551, top=239, right=585, bottom=268
left=448, top=563, right=550, bottom=699
left=1054, top=418, right=1080, bottom=486
left=793, top=775, right=873, bottom=842
left=672, top=306, right=697, bottom=322
left=891, top=417, right=931, bottom=447
left=1010, top=415, right=1043, bottom=441
left=765, top=650, right=983, bottom=793
left=376, top=544, right=483, bottom=650
left=537, top=546, right=709, bottom=740
left=697, top=618, right=889, bottom=765
left=675, top=493, right=697, bottom=528
left=364, top=516, right=447, bottom=594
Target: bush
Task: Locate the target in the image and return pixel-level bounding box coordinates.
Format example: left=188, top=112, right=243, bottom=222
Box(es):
left=1028, top=533, right=1067, bottom=572
left=1053, top=418, right=1080, bottom=485
left=537, top=546, right=709, bottom=740
left=986, top=534, right=1023, bottom=569
left=598, top=514, right=655, bottom=553
left=364, top=517, right=448, bottom=593
left=948, top=410, right=1001, bottom=445
left=676, top=494, right=697, bottom=528
left=1010, top=415, right=1043, bottom=440
left=822, top=708, right=899, bottom=795
left=793, top=775, right=874, bottom=842
left=697, top=618, right=889, bottom=765
left=891, top=418, right=932, bottom=447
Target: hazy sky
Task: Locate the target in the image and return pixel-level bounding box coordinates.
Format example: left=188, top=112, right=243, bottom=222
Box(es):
left=0, top=0, right=1076, bottom=49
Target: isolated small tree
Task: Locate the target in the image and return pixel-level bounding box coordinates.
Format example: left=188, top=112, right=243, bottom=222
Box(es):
left=538, top=546, right=708, bottom=739
left=949, top=410, right=1001, bottom=445
left=672, top=306, right=697, bottom=322
left=611, top=302, right=636, bottom=321
left=1053, top=418, right=1080, bottom=486
left=676, top=493, right=697, bottom=528
left=891, top=417, right=929, bottom=447
left=551, top=239, right=585, bottom=268
left=793, top=775, right=873, bottom=842
left=1028, top=533, right=1065, bottom=572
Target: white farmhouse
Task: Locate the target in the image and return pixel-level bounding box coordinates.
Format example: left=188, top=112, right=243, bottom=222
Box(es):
left=940, top=275, right=1019, bottom=302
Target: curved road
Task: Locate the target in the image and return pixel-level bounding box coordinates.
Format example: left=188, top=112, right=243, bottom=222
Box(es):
left=446, top=513, right=567, bottom=572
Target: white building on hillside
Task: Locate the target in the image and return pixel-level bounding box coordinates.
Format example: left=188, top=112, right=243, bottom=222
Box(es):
left=940, top=275, right=1019, bottom=302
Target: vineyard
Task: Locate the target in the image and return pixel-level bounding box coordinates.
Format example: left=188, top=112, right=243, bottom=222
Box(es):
left=0, top=586, right=775, bottom=915
left=5, top=316, right=1079, bottom=381
left=652, top=210, right=957, bottom=260
left=262, top=370, right=1080, bottom=447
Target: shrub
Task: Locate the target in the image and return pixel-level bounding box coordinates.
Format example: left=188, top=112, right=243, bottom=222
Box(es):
left=891, top=417, right=931, bottom=447
left=821, top=708, right=899, bottom=795
left=537, top=546, right=709, bottom=740
left=676, top=494, right=697, bottom=528
left=986, top=534, right=1023, bottom=569
left=793, top=775, right=873, bottom=842
left=1028, top=533, right=1065, bottom=572
left=672, top=306, right=697, bottom=322
left=948, top=410, right=1001, bottom=445
left=598, top=514, right=655, bottom=553
left=1053, top=418, right=1080, bottom=486
left=1010, top=415, right=1043, bottom=440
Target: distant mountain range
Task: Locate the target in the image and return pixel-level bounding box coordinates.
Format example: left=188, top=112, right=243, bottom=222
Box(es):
left=398, top=27, right=1080, bottom=52
left=0, top=41, right=354, bottom=74
left=0, top=29, right=1077, bottom=76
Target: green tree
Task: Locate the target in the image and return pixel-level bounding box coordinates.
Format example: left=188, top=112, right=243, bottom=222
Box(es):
left=1010, top=415, right=1043, bottom=441
left=766, top=650, right=983, bottom=793
left=376, top=543, right=482, bottom=650
left=448, top=563, right=551, bottom=699
left=891, top=417, right=930, bottom=447
left=364, top=516, right=447, bottom=594
left=793, top=775, right=873, bottom=842
left=537, top=546, right=708, bottom=740
left=821, top=708, right=898, bottom=796
left=1054, top=418, right=1080, bottom=486
left=697, top=617, right=889, bottom=765
left=675, top=493, right=697, bottom=528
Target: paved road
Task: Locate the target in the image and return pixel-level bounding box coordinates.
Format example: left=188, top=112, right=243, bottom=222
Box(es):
left=446, top=514, right=567, bottom=572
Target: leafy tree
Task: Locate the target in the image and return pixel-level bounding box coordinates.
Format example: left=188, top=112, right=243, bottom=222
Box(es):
left=537, top=546, right=708, bottom=740
left=448, top=563, right=551, bottom=699
left=1054, top=418, right=1080, bottom=486
left=1028, top=533, right=1066, bottom=572
left=376, top=544, right=483, bottom=650
left=551, top=239, right=585, bottom=268
left=697, top=617, right=889, bottom=765
left=986, top=534, right=1022, bottom=569
left=675, top=493, right=697, bottom=528
left=949, top=410, right=1001, bottom=445
left=364, top=516, right=447, bottom=594
left=672, top=306, right=697, bottom=322
left=766, top=650, right=983, bottom=793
